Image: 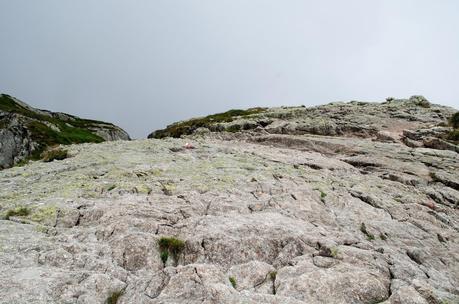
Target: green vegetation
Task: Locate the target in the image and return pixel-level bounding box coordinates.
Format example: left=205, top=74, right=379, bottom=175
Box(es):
left=150, top=107, right=267, bottom=138
left=158, top=236, right=185, bottom=265
left=379, top=233, right=387, bottom=241
left=417, top=100, right=431, bottom=108
left=107, top=184, right=117, bottom=192
left=409, top=96, right=431, bottom=108
left=27, top=121, right=103, bottom=159
left=159, top=182, right=175, bottom=196
left=160, top=251, right=169, bottom=265
left=445, top=112, right=459, bottom=143
left=1, top=94, right=107, bottom=159
left=41, top=148, right=68, bottom=162
left=229, top=276, right=237, bottom=289
left=3, top=205, right=58, bottom=224
left=226, top=124, right=242, bottom=133
left=29, top=206, right=58, bottom=225
left=319, top=190, right=327, bottom=203
left=269, top=271, right=277, bottom=295
left=4, top=206, right=30, bottom=220
left=449, top=112, right=459, bottom=129
left=447, top=129, right=459, bottom=142
left=105, top=290, right=123, bottom=304
left=360, top=223, right=375, bottom=241
left=15, top=159, right=30, bottom=167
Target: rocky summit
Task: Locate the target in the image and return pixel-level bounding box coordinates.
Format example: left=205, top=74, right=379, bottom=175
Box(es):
left=0, top=96, right=458, bottom=304
left=0, top=94, right=130, bottom=169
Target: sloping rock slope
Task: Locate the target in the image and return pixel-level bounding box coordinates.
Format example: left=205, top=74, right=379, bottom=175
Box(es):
left=0, top=97, right=458, bottom=303
left=0, top=94, right=130, bottom=169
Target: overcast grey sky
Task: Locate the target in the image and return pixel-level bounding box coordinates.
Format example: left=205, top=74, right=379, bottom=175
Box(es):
left=1, top=1, right=458, bottom=138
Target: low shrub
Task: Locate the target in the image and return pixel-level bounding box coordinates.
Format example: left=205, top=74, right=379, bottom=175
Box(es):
left=41, top=148, right=68, bottom=162
left=4, top=206, right=30, bottom=220
left=447, top=129, right=459, bottom=142
left=449, top=112, right=459, bottom=129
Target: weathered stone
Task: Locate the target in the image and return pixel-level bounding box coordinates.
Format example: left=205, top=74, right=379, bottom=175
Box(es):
left=1, top=97, right=458, bottom=303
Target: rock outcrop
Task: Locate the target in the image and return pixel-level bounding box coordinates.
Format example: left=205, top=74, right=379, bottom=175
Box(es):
left=0, top=96, right=458, bottom=303
left=0, top=94, right=130, bottom=169
left=148, top=96, right=457, bottom=146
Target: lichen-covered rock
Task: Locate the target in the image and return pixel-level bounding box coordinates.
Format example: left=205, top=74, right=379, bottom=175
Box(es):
left=0, top=97, right=458, bottom=303
left=149, top=96, right=456, bottom=142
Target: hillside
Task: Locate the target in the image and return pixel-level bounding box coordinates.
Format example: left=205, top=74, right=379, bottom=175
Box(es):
left=0, top=96, right=458, bottom=303
left=0, top=94, right=130, bottom=169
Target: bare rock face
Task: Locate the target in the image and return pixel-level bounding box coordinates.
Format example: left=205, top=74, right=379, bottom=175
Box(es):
left=0, top=97, right=458, bottom=303
left=0, top=94, right=130, bottom=169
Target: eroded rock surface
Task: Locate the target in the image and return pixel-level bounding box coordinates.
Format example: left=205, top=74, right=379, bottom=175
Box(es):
left=0, top=97, right=458, bottom=303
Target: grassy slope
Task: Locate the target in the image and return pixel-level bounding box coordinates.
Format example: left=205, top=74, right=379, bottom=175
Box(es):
left=0, top=94, right=106, bottom=159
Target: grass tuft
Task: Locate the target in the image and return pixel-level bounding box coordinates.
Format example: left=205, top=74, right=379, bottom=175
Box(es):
left=229, top=276, right=237, bottom=289
left=158, top=237, right=185, bottom=266
left=105, top=290, right=123, bottom=304
left=160, top=251, right=169, bottom=265
left=4, top=206, right=30, bottom=220
left=360, top=223, right=375, bottom=241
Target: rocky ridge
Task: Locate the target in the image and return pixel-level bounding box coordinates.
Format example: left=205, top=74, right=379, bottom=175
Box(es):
left=0, top=94, right=130, bottom=169
left=0, top=96, right=458, bottom=303
left=149, top=95, right=458, bottom=152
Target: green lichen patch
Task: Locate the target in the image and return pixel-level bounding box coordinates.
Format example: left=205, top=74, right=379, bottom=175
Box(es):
left=330, top=247, right=339, bottom=258
left=29, top=205, right=58, bottom=226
